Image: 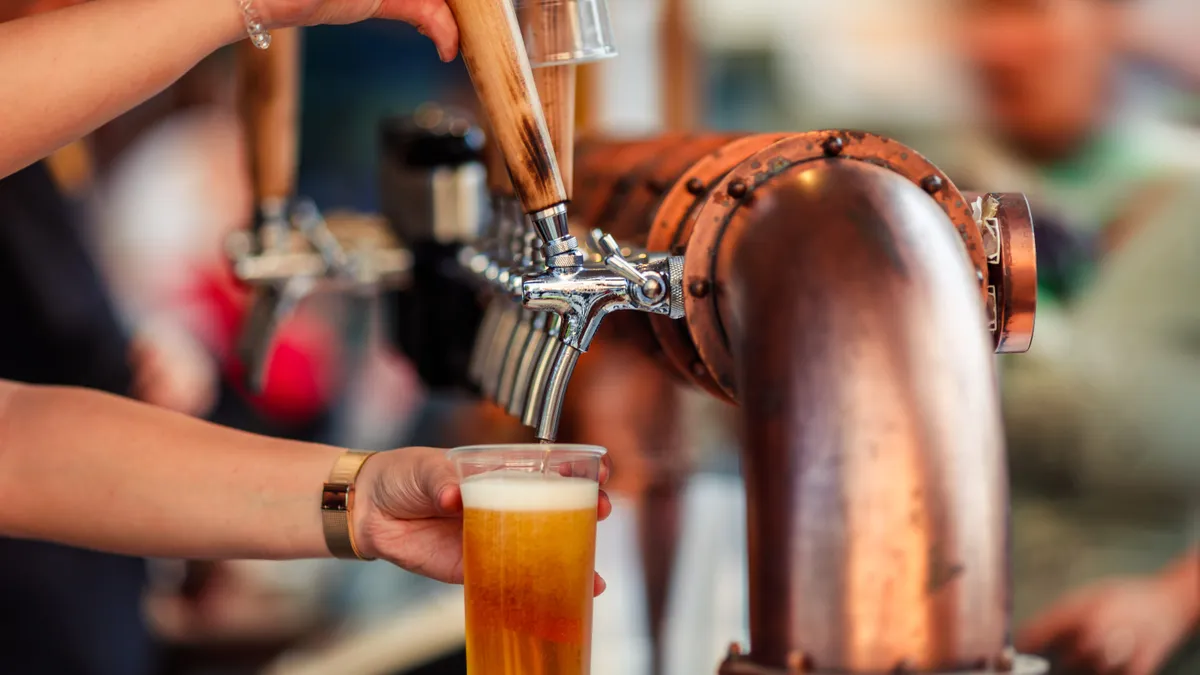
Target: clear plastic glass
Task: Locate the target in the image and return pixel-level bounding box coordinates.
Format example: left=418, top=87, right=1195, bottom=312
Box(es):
left=449, top=444, right=606, bottom=675
left=515, top=0, right=618, bottom=67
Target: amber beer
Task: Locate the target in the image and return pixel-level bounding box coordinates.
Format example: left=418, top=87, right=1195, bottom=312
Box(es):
left=461, top=471, right=599, bottom=675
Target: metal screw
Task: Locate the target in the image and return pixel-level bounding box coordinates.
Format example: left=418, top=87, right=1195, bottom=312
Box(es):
left=822, top=135, right=844, bottom=157
left=728, top=181, right=748, bottom=200
left=686, top=178, right=706, bottom=195
left=921, top=175, right=944, bottom=194
left=689, top=279, right=711, bottom=298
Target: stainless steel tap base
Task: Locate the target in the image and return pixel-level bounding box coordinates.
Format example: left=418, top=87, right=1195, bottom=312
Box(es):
left=530, top=203, right=570, bottom=245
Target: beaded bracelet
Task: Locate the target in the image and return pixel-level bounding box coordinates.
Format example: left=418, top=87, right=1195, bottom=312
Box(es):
left=237, top=0, right=272, bottom=50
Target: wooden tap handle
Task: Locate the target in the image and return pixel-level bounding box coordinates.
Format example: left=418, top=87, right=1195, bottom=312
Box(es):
left=533, top=65, right=577, bottom=200
left=483, top=131, right=515, bottom=197
left=237, top=29, right=301, bottom=204
left=446, top=0, right=566, bottom=213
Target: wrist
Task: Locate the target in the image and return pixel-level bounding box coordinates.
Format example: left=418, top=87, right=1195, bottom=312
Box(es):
left=349, top=453, right=386, bottom=561
left=177, top=0, right=251, bottom=48
left=320, top=450, right=379, bottom=561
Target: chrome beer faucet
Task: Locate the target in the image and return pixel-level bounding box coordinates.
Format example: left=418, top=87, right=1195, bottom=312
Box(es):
left=230, top=203, right=412, bottom=389
left=519, top=229, right=685, bottom=441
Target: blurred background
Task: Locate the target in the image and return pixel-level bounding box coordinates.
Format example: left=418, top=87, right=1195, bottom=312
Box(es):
left=0, top=0, right=1197, bottom=673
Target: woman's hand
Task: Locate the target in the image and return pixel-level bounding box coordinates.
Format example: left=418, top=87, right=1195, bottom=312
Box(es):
left=258, top=0, right=459, bottom=61
left=352, top=448, right=613, bottom=594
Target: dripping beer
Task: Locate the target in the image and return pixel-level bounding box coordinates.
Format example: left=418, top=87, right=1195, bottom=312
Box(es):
left=461, top=472, right=598, bottom=675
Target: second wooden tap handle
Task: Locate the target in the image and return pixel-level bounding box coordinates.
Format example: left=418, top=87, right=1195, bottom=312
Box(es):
left=237, top=28, right=301, bottom=206
left=446, top=0, right=566, bottom=214
left=521, top=0, right=578, bottom=199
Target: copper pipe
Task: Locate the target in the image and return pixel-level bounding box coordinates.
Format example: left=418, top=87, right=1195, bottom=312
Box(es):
left=723, top=159, right=1008, bottom=672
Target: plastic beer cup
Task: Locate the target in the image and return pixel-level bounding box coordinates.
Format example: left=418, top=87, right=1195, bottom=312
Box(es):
left=449, top=444, right=606, bottom=675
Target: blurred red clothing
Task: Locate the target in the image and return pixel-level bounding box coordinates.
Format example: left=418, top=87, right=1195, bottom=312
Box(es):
left=183, top=263, right=341, bottom=425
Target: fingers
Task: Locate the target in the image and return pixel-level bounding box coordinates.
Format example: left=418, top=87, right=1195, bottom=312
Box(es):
left=593, top=573, right=606, bottom=597
left=597, top=489, right=612, bottom=522
left=376, top=0, right=460, bottom=62
left=599, top=453, right=612, bottom=485
left=1017, top=591, right=1096, bottom=655
left=437, top=483, right=464, bottom=515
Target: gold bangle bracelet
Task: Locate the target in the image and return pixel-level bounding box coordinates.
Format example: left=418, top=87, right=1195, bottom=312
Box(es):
left=321, top=450, right=377, bottom=561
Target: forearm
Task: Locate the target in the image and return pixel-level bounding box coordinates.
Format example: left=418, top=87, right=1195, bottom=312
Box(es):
left=0, top=380, right=339, bottom=560
left=0, top=0, right=244, bottom=179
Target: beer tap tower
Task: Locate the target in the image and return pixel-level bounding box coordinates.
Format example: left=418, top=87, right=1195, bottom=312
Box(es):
left=230, top=1, right=1048, bottom=672
left=229, top=28, right=411, bottom=390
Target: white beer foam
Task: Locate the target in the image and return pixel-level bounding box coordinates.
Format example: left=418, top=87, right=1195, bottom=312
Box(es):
left=460, top=472, right=598, bottom=512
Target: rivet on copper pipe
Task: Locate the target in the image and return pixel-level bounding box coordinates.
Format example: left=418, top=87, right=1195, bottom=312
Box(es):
left=686, top=177, right=706, bottom=195
left=921, top=174, right=944, bottom=194
left=688, top=279, right=710, bottom=298
left=821, top=135, right=844, bottom=156
left=728, top=180, right=748, bottom=199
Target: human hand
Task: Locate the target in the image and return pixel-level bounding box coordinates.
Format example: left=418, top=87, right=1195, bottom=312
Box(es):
left=1018, top=572, right=1200, bottom=675
left=352, top=447, right=614, bottom=594
left=257, top=0, right=459, bottom=61
left=129, top=324, right=219, bottom=418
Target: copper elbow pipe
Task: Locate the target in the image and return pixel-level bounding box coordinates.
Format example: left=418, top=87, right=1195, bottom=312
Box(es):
left=723, top=160, right=1008, bottom=672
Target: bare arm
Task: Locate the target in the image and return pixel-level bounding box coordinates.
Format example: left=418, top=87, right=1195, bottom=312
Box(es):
left=0, top=379, right=339, bottom=559
left=0, top=379, right=611, bottom=588
left=0, top=0, right=460, bottom=180
left=0, top=0, right=245, bottom=180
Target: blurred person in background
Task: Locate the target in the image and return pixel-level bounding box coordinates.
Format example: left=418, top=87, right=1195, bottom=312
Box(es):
left=953, top=0, right=1200, bottom=672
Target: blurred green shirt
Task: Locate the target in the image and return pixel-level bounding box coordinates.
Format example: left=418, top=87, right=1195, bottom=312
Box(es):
left=958, top=114, right=1200, bottom=625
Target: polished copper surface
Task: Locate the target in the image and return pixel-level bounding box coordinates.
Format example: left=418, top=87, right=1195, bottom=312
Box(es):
left=725, top=159, right=1008, bottom=672
left=558, top=131, right=1037, bottom=674
left=591, top=134, right=742, bottom=244
left=645, top=133, right=789, bottom=400
left=677, top=131, right=986, bottom=399
left=572, top=133, right=692, bottom=225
